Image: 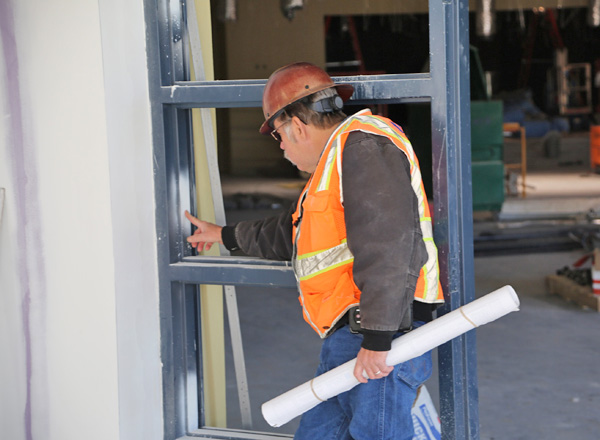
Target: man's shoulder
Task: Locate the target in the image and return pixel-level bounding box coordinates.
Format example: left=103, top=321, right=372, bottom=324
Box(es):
left=345, top=129, right=395, bottom=148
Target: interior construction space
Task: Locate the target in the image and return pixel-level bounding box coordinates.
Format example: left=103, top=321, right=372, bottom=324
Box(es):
left=1, top=1, right=599, bottom=440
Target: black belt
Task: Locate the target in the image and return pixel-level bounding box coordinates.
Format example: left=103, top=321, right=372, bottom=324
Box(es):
left=329, top=308, right=354, bottom=334
left=329, top=306, right=365, bottom=334
left=329, top=302, right=437, bottom=335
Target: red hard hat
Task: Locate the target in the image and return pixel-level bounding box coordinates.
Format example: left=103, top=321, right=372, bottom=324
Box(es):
left=259, top=62, right=354, bottom=134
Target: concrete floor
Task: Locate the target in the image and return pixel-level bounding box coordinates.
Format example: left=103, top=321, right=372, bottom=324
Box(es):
left=473, top=250, right=600, bottom=440
left=219, top=133, right=600, bottom=439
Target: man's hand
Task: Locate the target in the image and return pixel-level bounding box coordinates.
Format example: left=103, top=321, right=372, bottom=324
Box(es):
left=353, top=348, right=393, bottom=383
left=184, top=210, right=223, bottom=252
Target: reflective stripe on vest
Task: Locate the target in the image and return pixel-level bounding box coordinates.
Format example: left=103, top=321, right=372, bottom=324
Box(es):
left=309, top=109, right=443, bottom=304
left=292, top=109, right=443, bottom=337
left=295, top=239, right=353, bottom=281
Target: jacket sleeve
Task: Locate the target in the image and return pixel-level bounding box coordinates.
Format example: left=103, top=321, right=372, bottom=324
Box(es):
left=342, top=131, right=428, bottom=351
left=221, top=202, right=296, bottom=261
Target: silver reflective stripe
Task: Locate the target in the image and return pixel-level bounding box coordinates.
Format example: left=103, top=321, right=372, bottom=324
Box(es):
left=316, top=144, right=337, bottom=192
left=335, top=113, right=441, bottom=302
left=295, top=241, right=354, bottom=281
left=291, top=189, right=322, bottom=334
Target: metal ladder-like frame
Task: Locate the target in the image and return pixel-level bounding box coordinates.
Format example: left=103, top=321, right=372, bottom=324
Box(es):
left=145, top=0, right=477, bottom=439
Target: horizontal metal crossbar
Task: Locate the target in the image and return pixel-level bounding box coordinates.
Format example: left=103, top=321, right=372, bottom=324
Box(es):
left=160, top=73, right=433, bottom=108
left=179, top=426, right=293, bottom=439
left=169, top=256, right=297, bottom=287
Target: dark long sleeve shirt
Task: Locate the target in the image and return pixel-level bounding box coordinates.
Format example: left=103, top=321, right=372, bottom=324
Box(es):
left=222, top=130, right=432, bottom=350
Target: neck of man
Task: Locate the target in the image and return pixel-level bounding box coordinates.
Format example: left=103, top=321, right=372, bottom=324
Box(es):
left=305, top=123, right=340, bottom=173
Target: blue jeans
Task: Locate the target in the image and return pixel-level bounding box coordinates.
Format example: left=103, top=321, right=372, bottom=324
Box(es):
left=294, top=323, right=432, bottom=440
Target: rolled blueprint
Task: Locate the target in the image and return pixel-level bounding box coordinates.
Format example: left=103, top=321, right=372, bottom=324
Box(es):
left=262, top=285, right=520, bottom=427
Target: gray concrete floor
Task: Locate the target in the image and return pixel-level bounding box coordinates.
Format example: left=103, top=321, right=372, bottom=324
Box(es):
left=220, top=132, right=600, bottom=439
left=474, top=250, right=600, bottom=440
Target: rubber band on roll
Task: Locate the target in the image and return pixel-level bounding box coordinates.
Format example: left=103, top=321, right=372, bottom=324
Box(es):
left=310, top=379, right=326, bottom=402
left=460, top=307, right=478, bottom=328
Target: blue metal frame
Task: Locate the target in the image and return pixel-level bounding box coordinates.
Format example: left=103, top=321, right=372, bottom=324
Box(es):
left=144, top=0, right=477, bottom=439
left=429, top=2, right=478, bottom=439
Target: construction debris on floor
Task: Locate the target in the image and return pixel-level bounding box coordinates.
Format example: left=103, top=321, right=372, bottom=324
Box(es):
left=547, top=248, right=600, bottom=311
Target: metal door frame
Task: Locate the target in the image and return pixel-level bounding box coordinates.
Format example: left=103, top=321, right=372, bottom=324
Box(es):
left=144, top=0, right=477, bottom=439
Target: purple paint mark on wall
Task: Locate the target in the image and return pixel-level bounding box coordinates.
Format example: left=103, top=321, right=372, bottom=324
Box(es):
left=0, top=1, right=48, bottom=438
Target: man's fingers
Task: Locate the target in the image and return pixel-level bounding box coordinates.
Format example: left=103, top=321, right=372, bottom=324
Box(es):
left=353, top=363, right=368, bottom=384
left=379, top=365, right=393, bottom=375
left=184, top=210, right=203, bottom=227
left=355, top=348, right=393, bottom=381
left=363, top=366, right=391, bottom=380
left=374, top=366, right=393, bottom=378
left=187, top=234, right=205, bottom=243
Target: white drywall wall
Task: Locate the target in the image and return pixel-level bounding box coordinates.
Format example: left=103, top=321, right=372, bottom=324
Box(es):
left=0, top=0, right=161, bottom=439
left=98, top=0, right=163, bottom=438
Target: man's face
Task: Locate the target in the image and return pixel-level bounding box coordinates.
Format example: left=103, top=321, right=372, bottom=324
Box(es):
left=272, top=118, right=314, bottom=173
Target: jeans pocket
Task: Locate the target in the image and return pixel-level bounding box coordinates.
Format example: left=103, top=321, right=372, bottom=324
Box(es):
left=395, top=352, right=433, bottom=389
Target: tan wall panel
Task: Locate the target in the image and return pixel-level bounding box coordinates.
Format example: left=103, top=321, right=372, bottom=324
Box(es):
left=225, top=0, right=325, bottom=80
left=223, top=1, right=325, bottom=175
left=228, top=108, right=284, bottom=175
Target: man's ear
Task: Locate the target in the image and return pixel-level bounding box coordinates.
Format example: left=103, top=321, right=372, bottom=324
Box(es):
left=291, top=116, right=307, bottom=140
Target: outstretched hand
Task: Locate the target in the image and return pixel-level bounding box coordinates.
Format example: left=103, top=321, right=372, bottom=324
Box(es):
left=184, top=210, right=223, bottom=252
left=354, top=348, right=393, bottom=383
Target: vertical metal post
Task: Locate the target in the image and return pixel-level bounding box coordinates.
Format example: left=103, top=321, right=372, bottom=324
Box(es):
left=430, top=1, right=479, bottom=439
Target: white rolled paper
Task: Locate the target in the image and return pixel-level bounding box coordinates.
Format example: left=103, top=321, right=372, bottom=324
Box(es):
left=262, top=285, right=520, bottom=427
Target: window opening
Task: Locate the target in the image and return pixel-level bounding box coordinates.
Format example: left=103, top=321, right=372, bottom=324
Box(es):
left=325, top=14, right=430, bottom=77
left=145, top=0, right=478, bottom=438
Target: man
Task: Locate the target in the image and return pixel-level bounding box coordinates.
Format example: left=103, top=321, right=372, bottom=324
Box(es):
left=185, top=62, right=444, bottom=440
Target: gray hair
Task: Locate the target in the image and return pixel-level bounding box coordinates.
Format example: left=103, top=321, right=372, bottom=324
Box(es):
left=280, top=87, right=347, bottom=130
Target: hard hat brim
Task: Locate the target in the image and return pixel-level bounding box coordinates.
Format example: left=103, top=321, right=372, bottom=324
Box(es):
left=259, top=83, right=354, bottom=135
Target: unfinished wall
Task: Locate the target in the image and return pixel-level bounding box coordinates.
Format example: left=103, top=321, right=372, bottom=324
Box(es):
left=0, top=1, right=161, bottom=439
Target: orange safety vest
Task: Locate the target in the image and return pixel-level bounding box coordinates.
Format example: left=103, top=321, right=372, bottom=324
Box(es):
left=292, top=109, right=444, bottom=338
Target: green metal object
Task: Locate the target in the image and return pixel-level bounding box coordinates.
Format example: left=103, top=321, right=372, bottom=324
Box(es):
left=471, top=101, right=504, bottom=161
left=470, top=100, right=504, bottom=211
left=471, top=161, right=505, bottom=211
left=408, top=99, right=505, bottom=211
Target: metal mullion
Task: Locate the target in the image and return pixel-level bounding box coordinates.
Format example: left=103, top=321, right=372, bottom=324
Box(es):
left=164, top=106, right=189, bottom=263
left=334, top=73, right=433, bottom=103
left=181, top=427, right=292, bottom=440
left=168, top=260, right=296, bottom=288
left=176, top=107, right=196, bottom=259
left=159, top=73, right=433, bottom=108
left=162, top=6, right=199, bottom=430
left=145, top=0, right=204, bottom=438
left=171, top=282, right=191, bottom=438
left=164, top=103, right=197, bottom=437
left=184, top=284, right=201, bottom=431
left=154, top=105, right=179, bottom=440
left=154, top=0, right=174, bottom=86
left=182, top=256, right=295, bottom=266
left=169, top=0, right=187, bottom=83
left=429, top=0, right=478, bottom=439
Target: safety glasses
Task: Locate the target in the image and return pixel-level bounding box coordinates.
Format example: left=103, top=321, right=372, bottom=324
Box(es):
left=270, top=119, right=292, bottom=142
